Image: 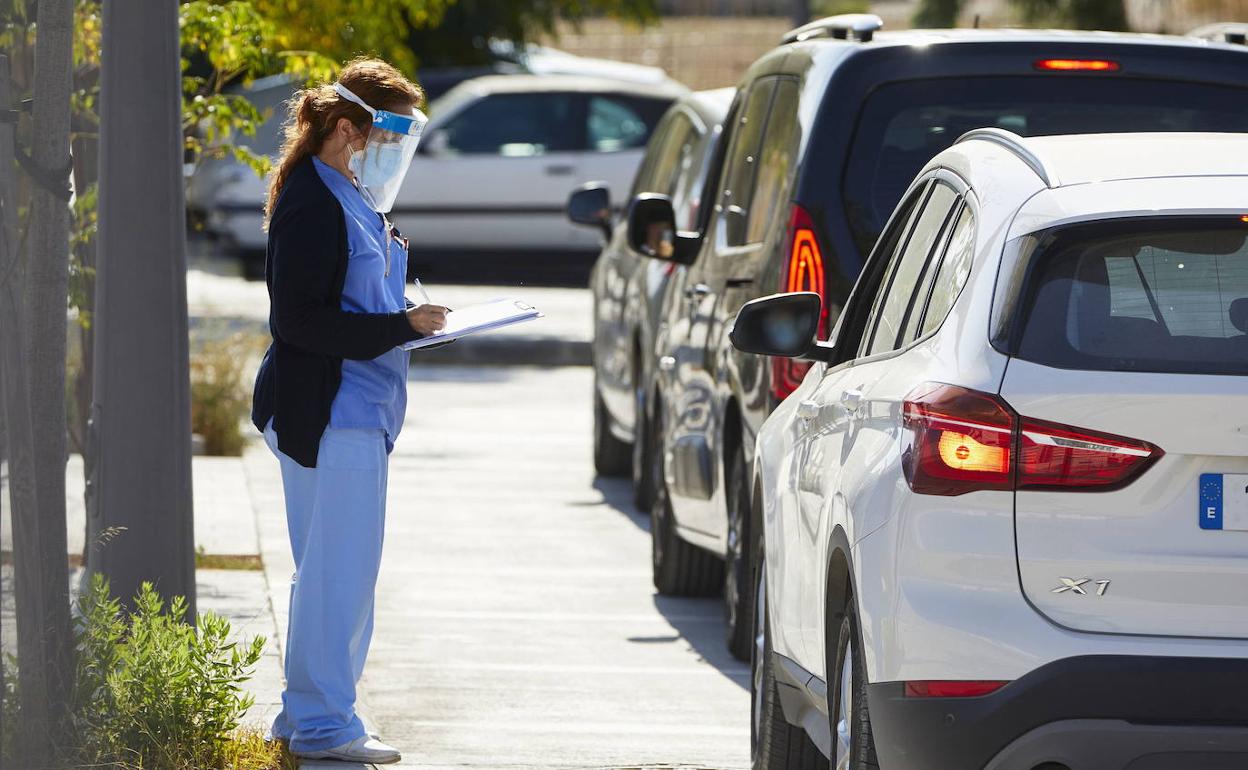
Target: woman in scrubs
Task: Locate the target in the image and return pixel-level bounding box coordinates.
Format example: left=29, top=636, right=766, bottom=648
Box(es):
left=251, top=58, right=443, bottom=764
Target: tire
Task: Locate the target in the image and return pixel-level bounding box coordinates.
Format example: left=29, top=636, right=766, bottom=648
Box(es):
left=651, top=482, right=723, bottom=596
left=593, top=383, right=631, bottom=477
left=724, top=443, right=755, bottom=661
left=752, top=552, right=828, bottom=770
left=631, top=379, right=659, bottom=513
left=830, top=592, right=879, bottom=770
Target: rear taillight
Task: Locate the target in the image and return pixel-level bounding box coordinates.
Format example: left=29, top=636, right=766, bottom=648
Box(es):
left=1017, top=417, right=1160, bottom=490
left=902, top=384, right=1015, bottom=495
left=1034, top=58, right=1120, bottom=72
left=902, top=383, right=1162, bottom=496
left=772, top=204, right=828, bottom=401
left=904, top=680, right=1008, bottom=698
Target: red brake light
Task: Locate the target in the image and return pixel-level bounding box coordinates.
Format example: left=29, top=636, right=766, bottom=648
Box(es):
left=903, top=383, right=1163, bottom=496
left=1034, top=58, right=1120, bottom=72
left=904, top=680, right=1008, bottom=698
left=772, top=204, right=829, bottom=401
left=1018, top=418, right=1161, bottom=490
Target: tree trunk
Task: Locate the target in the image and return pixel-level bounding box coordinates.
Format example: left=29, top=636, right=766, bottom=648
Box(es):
left=90, top=0, right=197, bottom=616
left=1, top=42, right=74, bottom=765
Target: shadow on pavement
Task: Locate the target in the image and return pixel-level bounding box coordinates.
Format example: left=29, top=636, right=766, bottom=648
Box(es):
left=591, top=475, right=650, bottom=534
left=653, top=594, right=750, bottom=691
left=591, top=477, right=748, bottom=689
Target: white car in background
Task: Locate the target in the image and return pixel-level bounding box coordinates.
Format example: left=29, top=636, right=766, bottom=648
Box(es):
left=192, top=71, right=686, bottom=279
left=732, top=132, right=1248, bottom=770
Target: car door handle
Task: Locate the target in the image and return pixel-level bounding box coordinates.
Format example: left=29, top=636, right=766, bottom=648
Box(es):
left=840, top=389, right=864, bottom=413
left=797, top=400, right=820, bottom=421
left=685, top=283, right=711, bottom=299
left=545, top=164, right=575, bottom=176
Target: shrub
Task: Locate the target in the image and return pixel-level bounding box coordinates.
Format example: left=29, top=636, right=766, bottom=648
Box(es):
left=190, top=332, right=266, bottom=456
left=0, top=574, right=290, bottom=769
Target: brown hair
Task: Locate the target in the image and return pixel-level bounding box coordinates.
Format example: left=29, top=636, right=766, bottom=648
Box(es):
left=265, top=58, right=423, bottom=226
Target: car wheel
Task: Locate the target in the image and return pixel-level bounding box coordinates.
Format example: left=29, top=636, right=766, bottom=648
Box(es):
left=752, top=553, right=827, bottom=770
left=631, top=378, right=658, bottom=512
left=651, top=480, right=723, bottom=596
left=830, top=592, right=879, bottom=770
left=593, top=382, right=631, bottom=477
left=724, top=443, right=754, bottom=661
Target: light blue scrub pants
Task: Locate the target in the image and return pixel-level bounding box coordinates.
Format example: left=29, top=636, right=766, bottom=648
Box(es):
left=264, top=422, right=388, bottom=753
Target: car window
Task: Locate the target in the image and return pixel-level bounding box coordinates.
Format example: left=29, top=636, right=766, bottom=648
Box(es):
left=640, top=113, right=696, bottom=195
left=915, top=205, right=976, bottom=339
left=836, top=183, right=926, bottom=352
left=746, top=79, right=800, bottom=245
left=860, top=182, right=958, bottom=357
left=716, top=78, right=777, bottom=249
left=439, top=92, right=578, bottom=156
left=629, top=112, right=675, bottom=198
left=1015, top=217, right=1248, bottom=376
left=587, top=94, right=671, bottom=152
left=840, top=78, right=1248, bottom=257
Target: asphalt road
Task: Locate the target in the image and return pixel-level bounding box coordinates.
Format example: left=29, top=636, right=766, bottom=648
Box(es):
left=274, top=366, right=751, bottom=770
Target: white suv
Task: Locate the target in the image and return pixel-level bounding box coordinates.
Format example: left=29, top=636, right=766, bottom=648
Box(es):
left=731, top=131, right=1248, bottom=770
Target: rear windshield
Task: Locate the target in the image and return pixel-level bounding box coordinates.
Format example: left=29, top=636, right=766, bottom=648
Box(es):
left=843, top=78, right=1248, bottom=255
left=1011, top=218, right=1248, bottom=376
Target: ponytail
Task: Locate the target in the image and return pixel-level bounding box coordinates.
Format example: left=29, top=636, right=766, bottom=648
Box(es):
left=264, top=58, right=424, bottom=228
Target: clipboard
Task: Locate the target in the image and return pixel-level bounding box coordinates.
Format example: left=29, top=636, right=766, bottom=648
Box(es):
left=402, top=298, right=542, bottom=351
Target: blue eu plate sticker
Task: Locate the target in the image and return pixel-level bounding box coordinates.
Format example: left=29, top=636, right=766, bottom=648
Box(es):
left=1200, top=474, right=1223, bottom=530
left=1201, top=473, right=1248, bottom=532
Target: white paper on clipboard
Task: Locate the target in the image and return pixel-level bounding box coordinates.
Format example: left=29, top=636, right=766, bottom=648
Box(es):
left=402, top=298, right=542, bottom=350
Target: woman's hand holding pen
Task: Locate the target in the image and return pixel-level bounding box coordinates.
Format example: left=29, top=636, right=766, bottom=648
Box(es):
left=407, top=304, right=449, bottom=336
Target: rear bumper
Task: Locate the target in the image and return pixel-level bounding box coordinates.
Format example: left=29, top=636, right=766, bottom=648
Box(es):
left=866, top=655, right=1248, bottom=770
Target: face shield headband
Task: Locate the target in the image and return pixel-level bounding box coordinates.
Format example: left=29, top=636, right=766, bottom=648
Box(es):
left=332, top=82, right=428, bottom=213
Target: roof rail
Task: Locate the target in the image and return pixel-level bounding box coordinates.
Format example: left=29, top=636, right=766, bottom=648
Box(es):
left=1188, top=22, right=1248, bottom=46
left=782, top=14, right=884, bottom=45
left=955, top=128, right=1061, bottom=189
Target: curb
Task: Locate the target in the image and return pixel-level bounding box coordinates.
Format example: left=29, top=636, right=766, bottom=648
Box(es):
left=188, top=316, right=591, bottom=367
left=412, top=336, right=591, bottom=367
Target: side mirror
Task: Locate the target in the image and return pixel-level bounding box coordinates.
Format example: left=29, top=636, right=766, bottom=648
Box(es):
left=567, top=182, right=613, bottom=241
left=627, top=193, right=699, bottom=265
left=730, top=292, right=830, bottom=361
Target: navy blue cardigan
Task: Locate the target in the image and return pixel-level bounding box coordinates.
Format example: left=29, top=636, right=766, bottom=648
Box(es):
left=251, top=157, right=422, bottom=468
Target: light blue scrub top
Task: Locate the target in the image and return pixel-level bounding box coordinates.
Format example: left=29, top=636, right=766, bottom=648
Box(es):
left=313, top=157, right=409, bottom=450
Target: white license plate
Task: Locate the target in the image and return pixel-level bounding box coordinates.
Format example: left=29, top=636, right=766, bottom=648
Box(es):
left=1200, top=473, right=1248, bottom=531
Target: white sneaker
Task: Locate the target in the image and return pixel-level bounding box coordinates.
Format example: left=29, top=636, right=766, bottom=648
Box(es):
left=294, top=734, right=402, bottom=764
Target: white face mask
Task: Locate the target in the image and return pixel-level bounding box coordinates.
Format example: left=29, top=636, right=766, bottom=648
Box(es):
left=346, top=142, right=411, bottom=212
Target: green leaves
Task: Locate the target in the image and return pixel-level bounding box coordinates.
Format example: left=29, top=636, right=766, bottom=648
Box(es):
left=179, top=1, right=338, bottom=177
left=69, top=574, right=269, bottom=770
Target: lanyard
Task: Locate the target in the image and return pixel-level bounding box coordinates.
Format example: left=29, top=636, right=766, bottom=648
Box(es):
left=383, top=213, right=392, bottom=277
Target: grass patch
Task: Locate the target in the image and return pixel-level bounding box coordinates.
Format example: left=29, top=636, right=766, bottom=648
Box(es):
left=1, top=552, right=263, bottom=571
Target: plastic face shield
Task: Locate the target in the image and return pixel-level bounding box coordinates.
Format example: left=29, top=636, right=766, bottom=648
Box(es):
left=333, top=82, right=427, bottom=213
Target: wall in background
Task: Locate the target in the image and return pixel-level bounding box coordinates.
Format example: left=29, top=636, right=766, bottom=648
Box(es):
left=545, top=0, right=1248, bottom=90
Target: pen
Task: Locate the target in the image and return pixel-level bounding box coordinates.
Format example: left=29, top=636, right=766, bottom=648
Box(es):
left=413, top=278, right=432, bottom=307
